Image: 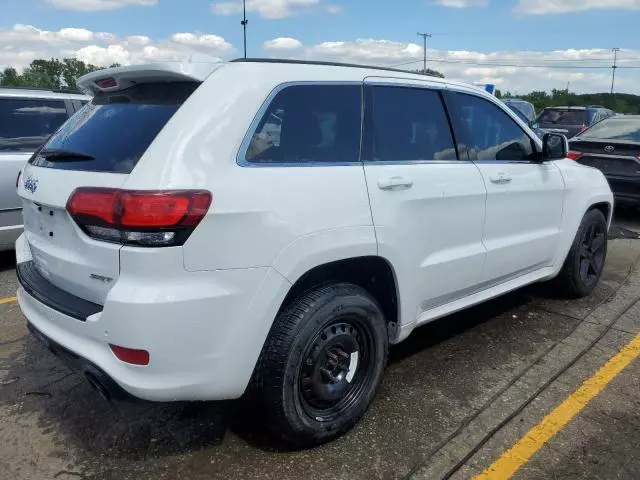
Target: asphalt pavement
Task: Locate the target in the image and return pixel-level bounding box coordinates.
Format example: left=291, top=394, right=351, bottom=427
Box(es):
left=0, top=210, right=638, bottom=480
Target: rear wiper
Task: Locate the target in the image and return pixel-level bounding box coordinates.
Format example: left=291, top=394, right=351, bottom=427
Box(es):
left=39, top=149, right=95, bottom=161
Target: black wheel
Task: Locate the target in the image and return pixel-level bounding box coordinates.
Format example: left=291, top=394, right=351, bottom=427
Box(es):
left=554, top=209, right=608, bottom=298
left=250, top=283, right=388, bottom=447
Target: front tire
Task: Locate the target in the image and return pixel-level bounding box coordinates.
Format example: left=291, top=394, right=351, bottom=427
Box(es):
left=554, top=209, right=608, bottom=298
left=250, top=283, right=388, bottom=447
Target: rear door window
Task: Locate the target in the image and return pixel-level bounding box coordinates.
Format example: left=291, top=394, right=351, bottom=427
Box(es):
left=30, top=82, right=198, bottom=174
left=0, top=98, right=68, bottom=153
left=364, top=85, right=457, bottom=162
left=245, top=84, right=362, bottom=164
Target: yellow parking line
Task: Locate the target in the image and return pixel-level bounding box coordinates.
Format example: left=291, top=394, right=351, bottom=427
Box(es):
left=0, top=296, right=17, bottom=305
left=475, top=331, right=640, bottom=480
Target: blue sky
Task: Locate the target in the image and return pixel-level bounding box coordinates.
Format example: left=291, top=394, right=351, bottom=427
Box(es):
left=2, top=0, right=640, bottom=93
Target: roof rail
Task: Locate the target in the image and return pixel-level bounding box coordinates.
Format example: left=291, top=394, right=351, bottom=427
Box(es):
left=0, top=85, right=83, bottom=94
left=587, top=105, right=605, bottom=109
left=230, top=57, right=438, bottom=77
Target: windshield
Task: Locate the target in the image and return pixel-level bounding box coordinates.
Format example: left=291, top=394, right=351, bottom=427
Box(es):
left=538, top=109, right=587, bottom=125
left=506, top=104, right=530, bottom=124
left=30, top=82, right=198, bottom=173
left=580, top=117, right=640, bottom=142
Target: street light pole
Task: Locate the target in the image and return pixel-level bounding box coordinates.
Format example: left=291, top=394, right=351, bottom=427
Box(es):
left=241, top=0, right=248, bottom=58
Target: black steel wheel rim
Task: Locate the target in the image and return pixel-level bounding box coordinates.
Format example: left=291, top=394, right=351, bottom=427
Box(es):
left=297, top=317, right=377, bottom=423
left=579, top=221, right=606, bottom=284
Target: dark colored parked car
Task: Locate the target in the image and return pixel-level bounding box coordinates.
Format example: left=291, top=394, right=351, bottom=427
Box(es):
left=503, top=99, right=536, bottom=123
left=568, top=115, right=640, bottom=206
left=534, top=105, right=614, bottom=138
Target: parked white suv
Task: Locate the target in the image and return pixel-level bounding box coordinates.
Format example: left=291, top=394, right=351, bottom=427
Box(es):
left=0, top=87, right=89, bottom=251
left=15, top=60, right=613, bottom=446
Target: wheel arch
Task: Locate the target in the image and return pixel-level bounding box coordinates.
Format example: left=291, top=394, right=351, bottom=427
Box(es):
left=278, top=256, right=401, bottom=341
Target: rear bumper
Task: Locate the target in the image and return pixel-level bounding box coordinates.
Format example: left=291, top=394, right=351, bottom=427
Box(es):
left=15, top=234, right=291, bottom=402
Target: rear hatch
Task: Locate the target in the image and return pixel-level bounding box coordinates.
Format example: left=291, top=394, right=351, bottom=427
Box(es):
left=17, top=66, right=212, bottom=305
left=536, top=108, right=588, bottom=138
left=570, top=117, right=640, bottom=177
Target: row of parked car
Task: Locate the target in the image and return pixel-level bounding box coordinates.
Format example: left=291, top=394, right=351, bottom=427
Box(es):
left=0, top=60, right=631, bottom=447
left=503, top=99, right=640, bottom=206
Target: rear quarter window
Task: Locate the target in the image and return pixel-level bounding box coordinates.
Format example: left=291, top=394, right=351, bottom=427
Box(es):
left=30, top=82, right=198, bottom=173
left=0, top=98, right=68, bottom=152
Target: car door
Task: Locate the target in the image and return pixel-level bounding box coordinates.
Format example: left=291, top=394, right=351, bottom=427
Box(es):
left=362, top=78, right=488, bottom=322
left=445, top=89, right=565, bottom=285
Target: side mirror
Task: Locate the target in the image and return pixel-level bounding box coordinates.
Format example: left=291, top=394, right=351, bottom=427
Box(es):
left=542, top=133, right=568, bottom=161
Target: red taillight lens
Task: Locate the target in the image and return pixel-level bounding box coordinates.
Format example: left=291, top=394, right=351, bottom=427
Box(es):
left=567, top=151, right=583, bottom=161
left=66, top=188, right=212, bottom=247
left=110, top=344, right=149, bottom=366
left=16, top=171, right=21, bottom=189
left=95, top=77, right=117, bottom=89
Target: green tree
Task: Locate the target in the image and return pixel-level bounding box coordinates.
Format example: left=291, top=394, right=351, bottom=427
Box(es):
left=0, top=58, right=104, bottom=90
left=414, top=68, right=445, bottom=78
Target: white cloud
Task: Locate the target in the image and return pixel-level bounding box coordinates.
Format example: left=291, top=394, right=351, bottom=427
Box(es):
left=283, top=39, right=639, bottom=94
left=212, top=0, right=321, bottom=19
left=47, top=0, right=157, bottom=11
left=264, top=37, right=303, bottom=51
left=0, top=24, right=233, bottom=71
left=434, top=0, right=488, bottom=7
left=326, top=4, right=343, bottom=13
left=515, top=0, right=640, bottom=15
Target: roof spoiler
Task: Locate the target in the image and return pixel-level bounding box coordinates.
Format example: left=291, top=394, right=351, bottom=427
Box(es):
left=77, top=62, right=224, bottom=95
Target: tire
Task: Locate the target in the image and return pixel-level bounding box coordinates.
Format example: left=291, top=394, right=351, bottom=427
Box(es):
left=553, top=209, right=608, bottom=298
left=250, top=283, right=389, bottom=447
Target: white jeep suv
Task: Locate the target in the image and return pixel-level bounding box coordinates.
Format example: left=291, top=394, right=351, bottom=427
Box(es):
left=15, top=59, right=613, bottom=446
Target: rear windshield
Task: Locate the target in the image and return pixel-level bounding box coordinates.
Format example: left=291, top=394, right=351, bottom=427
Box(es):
left=0, top=98, right=68, bottom=153
left=29, top=82, right=198, bottom=173
left=580, top=117, right=640, bottom=141
left=537, top=109, right=587, bottom=126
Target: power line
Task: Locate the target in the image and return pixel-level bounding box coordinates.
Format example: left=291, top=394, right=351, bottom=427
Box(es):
left=388, top=57, right=640, bottom=69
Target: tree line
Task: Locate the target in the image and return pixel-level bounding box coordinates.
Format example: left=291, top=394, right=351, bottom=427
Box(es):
left=0, top=58, right=119, bottom=90
left=496, top=88, right=640, bottom=115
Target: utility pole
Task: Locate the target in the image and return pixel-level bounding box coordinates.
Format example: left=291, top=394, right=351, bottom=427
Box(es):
left=611, top=47, right=620, bottom=94
left=241, top=0, right=248, bottom=58
left=417, top=32, right=432, bottom=73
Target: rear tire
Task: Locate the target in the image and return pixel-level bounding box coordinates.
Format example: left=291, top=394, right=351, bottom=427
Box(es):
left=250, top=283, right=388, bottom=447
left=553, top=209, right=608, bottom=298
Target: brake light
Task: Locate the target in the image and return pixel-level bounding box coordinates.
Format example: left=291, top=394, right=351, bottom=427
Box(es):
left=16, top=171, right=21, bottom=189
left=95, top=77, right=117, bottom=89
left=66, top=188, right=212, bottom=247
left=110, top=344, right=149, bottom=366
left=567, top=151, right=583, bottom=161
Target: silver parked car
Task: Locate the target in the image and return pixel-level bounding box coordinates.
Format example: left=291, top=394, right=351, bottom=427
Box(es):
left=0, top=87, right=90, bottom=251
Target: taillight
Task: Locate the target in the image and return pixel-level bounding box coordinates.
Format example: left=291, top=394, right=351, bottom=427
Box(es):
left=66, top=188, right=212, bottom=247
left=16, top=170, right=21, bottom=189
left=567, top=151, right=583, bottom=161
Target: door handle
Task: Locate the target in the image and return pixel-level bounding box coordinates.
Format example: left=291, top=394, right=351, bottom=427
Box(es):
left=377, top=176, right=413, bottom=190
left=489, top=173, right=512, bottom=184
